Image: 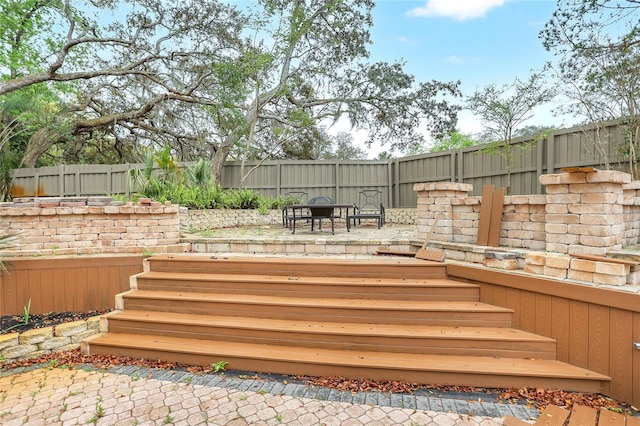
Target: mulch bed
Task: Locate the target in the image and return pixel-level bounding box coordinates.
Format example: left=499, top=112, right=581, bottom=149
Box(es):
left=0, top=309, right=111, bottom=335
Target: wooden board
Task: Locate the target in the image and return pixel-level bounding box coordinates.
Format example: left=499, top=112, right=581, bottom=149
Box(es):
left=476, top=185, right=494, bottom=245
left=561, top=166, right=599, bottom=173
left=375, top=247, right=417, bottom=257
left=415, top=212, right=445, bottom=262
left=487, top=186, right=504, bottom=247
left=503, top=416, right=531, bottom=426
left=568, top=405, right=597, bottom=426
left=597, top=408, right=625, bottom=426
left=534, top=405, right=570, bottom=426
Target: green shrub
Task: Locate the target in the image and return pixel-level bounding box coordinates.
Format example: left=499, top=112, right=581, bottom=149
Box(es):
left=125, top=148, right=281, bottom=210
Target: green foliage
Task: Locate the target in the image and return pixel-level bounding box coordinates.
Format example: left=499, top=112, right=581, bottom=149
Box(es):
left=23, top=298, right=31, bottom=325
left=542, top=1, right=640, bottom=177
left=211, top=360, right=228, bottom=373
left=222, top=188, right=262, bottom=209
left=0, top=233, right=17, bottom=271
left=467, top=71, right=555, bottom=195
left=430, top=131, right=477, bottom=153
left=126, top=148, right=282, bottom=210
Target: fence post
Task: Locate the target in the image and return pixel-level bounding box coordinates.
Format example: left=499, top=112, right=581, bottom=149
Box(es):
left=58, top=165, right=64, bottom=197
left=546, top=132, right=556, bottom=175
left=536, top=135, right=546, bottom=194
left=393, top=158, right=400, bottom=208
left=456, top=149, right=463, bottom=182
left=335, top=161, right=340, bottom=202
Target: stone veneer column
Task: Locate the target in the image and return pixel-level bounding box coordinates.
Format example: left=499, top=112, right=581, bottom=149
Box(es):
left=413, top=182, right=473, bottom=242
left=539, top=170, right=630, bottom=256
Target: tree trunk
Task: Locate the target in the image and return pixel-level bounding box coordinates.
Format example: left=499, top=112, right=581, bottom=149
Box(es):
left=210, top=144, right=231, bottom=184
left=22, top=127, right=64, bottom=167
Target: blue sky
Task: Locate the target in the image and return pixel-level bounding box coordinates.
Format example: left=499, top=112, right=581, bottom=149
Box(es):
left=364, top=0, right=567, bottom=148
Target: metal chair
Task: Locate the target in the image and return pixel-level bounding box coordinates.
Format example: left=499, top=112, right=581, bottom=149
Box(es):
left=282, top=191, right=307, bottom=228
left=348, top=190, right=385, bottom=229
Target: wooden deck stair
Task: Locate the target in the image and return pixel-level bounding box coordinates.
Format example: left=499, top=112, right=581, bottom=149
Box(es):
left=83, top=255, right=610, bottom=393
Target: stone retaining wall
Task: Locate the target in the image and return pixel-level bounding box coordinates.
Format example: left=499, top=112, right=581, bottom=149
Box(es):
left=0, top=197, right=185, bottom=256
left=181, top=208, right=416, bottom=233
left=414, top=170, right=638, bottom=255
left=0, top=316, right=101, bottom=364
left=414, top=170, right=640, bottom=288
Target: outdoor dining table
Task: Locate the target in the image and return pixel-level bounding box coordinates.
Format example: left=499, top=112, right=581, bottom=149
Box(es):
left=288, top=202, right=353, bottom=234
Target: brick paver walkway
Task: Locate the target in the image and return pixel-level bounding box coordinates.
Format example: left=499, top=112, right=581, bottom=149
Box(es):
left=0, top=367, right=513, bottom=425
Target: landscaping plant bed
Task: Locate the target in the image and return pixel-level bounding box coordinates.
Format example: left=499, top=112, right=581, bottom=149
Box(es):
left=0, top=309, right=111, bottom=335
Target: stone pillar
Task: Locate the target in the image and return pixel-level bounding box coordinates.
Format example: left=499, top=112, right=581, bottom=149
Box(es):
left=539, top=170, right=630, bottom=256
left=413, top=182, right=473, bottom=242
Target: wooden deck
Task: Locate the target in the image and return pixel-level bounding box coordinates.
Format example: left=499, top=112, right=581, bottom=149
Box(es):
left=505, top=404, right=640, bottom=426
left=83, top=254, right=610, bottom=393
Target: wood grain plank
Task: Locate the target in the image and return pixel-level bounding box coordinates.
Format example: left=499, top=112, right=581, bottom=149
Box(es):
left=503, top=417, right=531, bottom=426
left=476, top=184, right=494, bottom=245
left=633, top=312, right=640, bottom=410
left=39, top=269, right=54, bottom=314
left=27, top=269, right=41, bottom=314
left=568, top=405, right=597, bottom=426
left=0, top=271, right=4, bottom=318
left=534, top=405, right=570, bottom=426
left=87, top=266, right=98, bottom=310
left=97, top=266, right=110, bottom=309
left=479, top=283, right=492, bottom=304
left=52, top=268, right=66, bottom=312
left=597, top=408, right=625, bottom=426
left=74, top=265, right=88, bottom=311
left=551, top=297, right=570, bottom=362
left=626, top=414, right=640, bottom=426
left=492, top=285, right=507, bottom=308
left=108, top=265, right=120, bottom=308
left=505, top=287, right=521, bottom=329
left=1, top=268, right=18, bottom=315
left=64, top=268, right=77, bottom=311
left=17, top=269, right=30, bottom=314
left=588, top=304, right=610, bottom=376
left=569, top=300, right=589, bottom=369
left=609, top=309, right=633, bottom=404
left=535, top=293, right=552, bottom=338
left=487, top=186, right=504, bottom=247
left=520, top=290, right=537, bottom=333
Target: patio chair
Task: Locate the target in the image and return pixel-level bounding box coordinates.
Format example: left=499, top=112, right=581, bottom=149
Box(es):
left=282, top=191, right=307, bottom=228
left=348, top=189, right=385, bottom=229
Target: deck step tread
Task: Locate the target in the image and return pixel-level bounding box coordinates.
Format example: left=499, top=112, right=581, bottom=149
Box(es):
left=137, top=271, right=476, bottom=288
left=149, top=254, right=437, bottom=267
left=122, top=290, right=512, bottom=313
left=87, top=332, right=610, bottom=381
left=107, top=310, right=552, bottom=342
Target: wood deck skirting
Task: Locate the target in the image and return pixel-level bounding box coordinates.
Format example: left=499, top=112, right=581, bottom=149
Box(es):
left=0, top=256, right=144, bottom=317
left=448, top=263, right=640, bottom=408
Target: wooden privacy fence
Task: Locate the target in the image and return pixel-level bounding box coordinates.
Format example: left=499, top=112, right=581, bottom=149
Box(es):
left=9, top=118, right=635, bottom=208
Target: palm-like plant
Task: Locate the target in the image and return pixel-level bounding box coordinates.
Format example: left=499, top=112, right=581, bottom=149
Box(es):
left=0, top=233, right=18, bottom=271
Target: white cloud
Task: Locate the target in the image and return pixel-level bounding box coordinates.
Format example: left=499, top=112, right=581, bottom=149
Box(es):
left=407, top=0, right=506, bottom=21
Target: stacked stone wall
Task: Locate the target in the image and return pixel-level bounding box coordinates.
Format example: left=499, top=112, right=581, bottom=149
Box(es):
left=0, top=197, right=184, bottom=255
left=181, top=208, right=416, bottom=233
left=0, top=317, right=101, bottom=364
